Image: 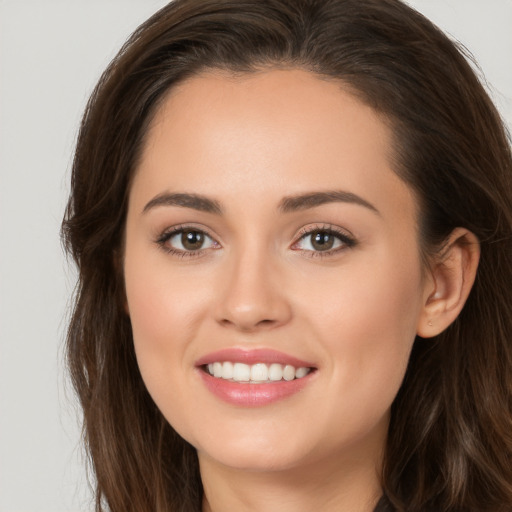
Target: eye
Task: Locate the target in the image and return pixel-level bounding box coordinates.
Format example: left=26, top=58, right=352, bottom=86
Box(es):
left=292, top=227, right=356, bottom=254
left=157, top=227, right=220, bottom=255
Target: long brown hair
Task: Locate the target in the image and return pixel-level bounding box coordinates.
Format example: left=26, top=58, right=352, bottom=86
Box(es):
left=62, top=1, right=512, bottom=510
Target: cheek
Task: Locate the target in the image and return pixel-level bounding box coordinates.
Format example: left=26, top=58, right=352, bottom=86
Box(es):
left=303, top=247, right=422, bottom=328
left=123, top=251, right=214, bottom=441
left=123, top=242, right=207, bottom=399
left=302, top=248, right=424, bottom=404
left=124, top=239, right=210, bottom=344
left=125, top=271, right=182, bottom=356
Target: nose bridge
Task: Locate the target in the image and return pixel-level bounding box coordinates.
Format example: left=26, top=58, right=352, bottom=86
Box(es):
left=215, top=239, right=291, bottom=331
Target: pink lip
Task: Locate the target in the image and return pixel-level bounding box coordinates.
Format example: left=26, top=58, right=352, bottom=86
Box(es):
left=195, top=348, right=317, bottom=407
left=195, top=348, right=315, bottom=368
left=197, top=369, right=315, bottom=407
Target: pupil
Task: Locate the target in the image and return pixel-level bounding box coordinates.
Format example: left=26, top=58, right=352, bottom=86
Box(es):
left=182, top=230, right=204, bottom=250
left=312, top=231, right=334, bottom=251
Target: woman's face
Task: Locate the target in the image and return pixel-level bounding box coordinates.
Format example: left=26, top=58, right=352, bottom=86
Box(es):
left=124, top=69, right=430, bottom=474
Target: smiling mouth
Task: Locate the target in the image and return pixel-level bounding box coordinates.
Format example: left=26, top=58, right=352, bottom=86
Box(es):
left=203, top=362, right=314, bottom=383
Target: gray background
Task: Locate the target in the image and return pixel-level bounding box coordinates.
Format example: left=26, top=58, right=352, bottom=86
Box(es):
left=0, top=1, right=510, bottom=511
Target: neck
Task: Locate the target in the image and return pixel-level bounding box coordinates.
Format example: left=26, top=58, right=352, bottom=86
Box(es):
left=199, top=444, right=383, bottom=512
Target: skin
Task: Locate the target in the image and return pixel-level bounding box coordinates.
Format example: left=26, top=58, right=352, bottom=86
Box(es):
left=123, top=69, right=479, bottom=512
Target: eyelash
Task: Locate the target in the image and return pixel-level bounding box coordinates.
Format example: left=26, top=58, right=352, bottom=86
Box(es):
left=292, top=224, right=357, bottom=258
left=155, top=224, right=220, bottom=258
left=155, top=224, right=357, bottom=259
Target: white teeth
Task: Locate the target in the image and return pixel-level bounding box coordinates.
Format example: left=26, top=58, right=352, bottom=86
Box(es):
left=233, top=362, right=251, bottom=382
left=206, top=362, right=311, bottom=382
left=268, top=363, right=283, bottom=381
left=213, top=362, right=223, bottom=378
left=295, top=366, right=309, bottom=378
left=222, top=361, right=234, bottom=379
left=250, top=363, right=268, bottom=382
left=283, top=364, right=295, bottom=381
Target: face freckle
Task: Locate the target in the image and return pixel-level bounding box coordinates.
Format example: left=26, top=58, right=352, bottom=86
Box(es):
left=123, top=68, right=428, bottom=477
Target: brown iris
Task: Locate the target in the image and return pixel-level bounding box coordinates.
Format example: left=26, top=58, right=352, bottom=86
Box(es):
left=181, top=230, right=205, bottom=250
left=310, top=230, right=336, bottom=251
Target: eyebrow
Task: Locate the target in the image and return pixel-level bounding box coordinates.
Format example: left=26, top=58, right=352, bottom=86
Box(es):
left=142, top=189, right=379, bottom=216
left=278, top=190, right=380, bottom=215
left=142, top=192, right=223, bottom=215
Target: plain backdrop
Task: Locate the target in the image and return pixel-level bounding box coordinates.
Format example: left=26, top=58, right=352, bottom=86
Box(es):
left=0, top=1, right=510, bottom=511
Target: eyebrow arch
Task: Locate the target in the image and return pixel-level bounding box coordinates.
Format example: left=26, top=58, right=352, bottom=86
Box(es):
left=278, top=190, right=380, bottom=215
left=142, top=192, right=223, bottom=215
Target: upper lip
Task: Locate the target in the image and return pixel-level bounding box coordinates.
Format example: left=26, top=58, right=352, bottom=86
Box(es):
left=195, top=347, right=316, bottom=368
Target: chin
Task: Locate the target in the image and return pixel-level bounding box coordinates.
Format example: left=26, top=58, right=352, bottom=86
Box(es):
left=198, top=443, right=311, bottom=473
left=189, top=424, right=317, bottom=472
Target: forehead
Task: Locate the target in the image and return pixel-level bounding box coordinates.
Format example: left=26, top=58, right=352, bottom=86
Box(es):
left=132, top=69, right=415, bottom=220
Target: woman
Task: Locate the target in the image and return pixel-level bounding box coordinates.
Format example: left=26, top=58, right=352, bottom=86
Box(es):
left=62, top=0, right=512, bottom=510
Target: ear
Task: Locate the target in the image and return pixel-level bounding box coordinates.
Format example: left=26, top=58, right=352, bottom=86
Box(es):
left=417, top=228, right=480, bottom=338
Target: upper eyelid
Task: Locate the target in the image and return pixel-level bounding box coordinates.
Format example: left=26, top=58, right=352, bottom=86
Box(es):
left=157, top=223, right=219, bottom=242
left=155, top=225, right=220, bottom=256
left=295, top=223, right=355, bottom=240
left=291, top=224, right=357, bottom=252
left=155, top=223, right=356, bottom=249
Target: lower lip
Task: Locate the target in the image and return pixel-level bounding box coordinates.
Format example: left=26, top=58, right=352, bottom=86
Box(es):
left=197, top=369, right=315, bottom=407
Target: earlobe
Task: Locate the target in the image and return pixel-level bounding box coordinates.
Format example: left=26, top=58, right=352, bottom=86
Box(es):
left=417, top=228, right=480, bottom=338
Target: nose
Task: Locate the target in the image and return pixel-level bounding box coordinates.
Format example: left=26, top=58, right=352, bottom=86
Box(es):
left=214, top=248, right=292, bottom=332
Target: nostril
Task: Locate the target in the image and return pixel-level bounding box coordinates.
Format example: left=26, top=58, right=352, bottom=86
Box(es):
left=256, top=319, right=275, bottom=327
left=218, top=317, right=278, bottom=332
left=214, top=284, right=293, bottom=331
